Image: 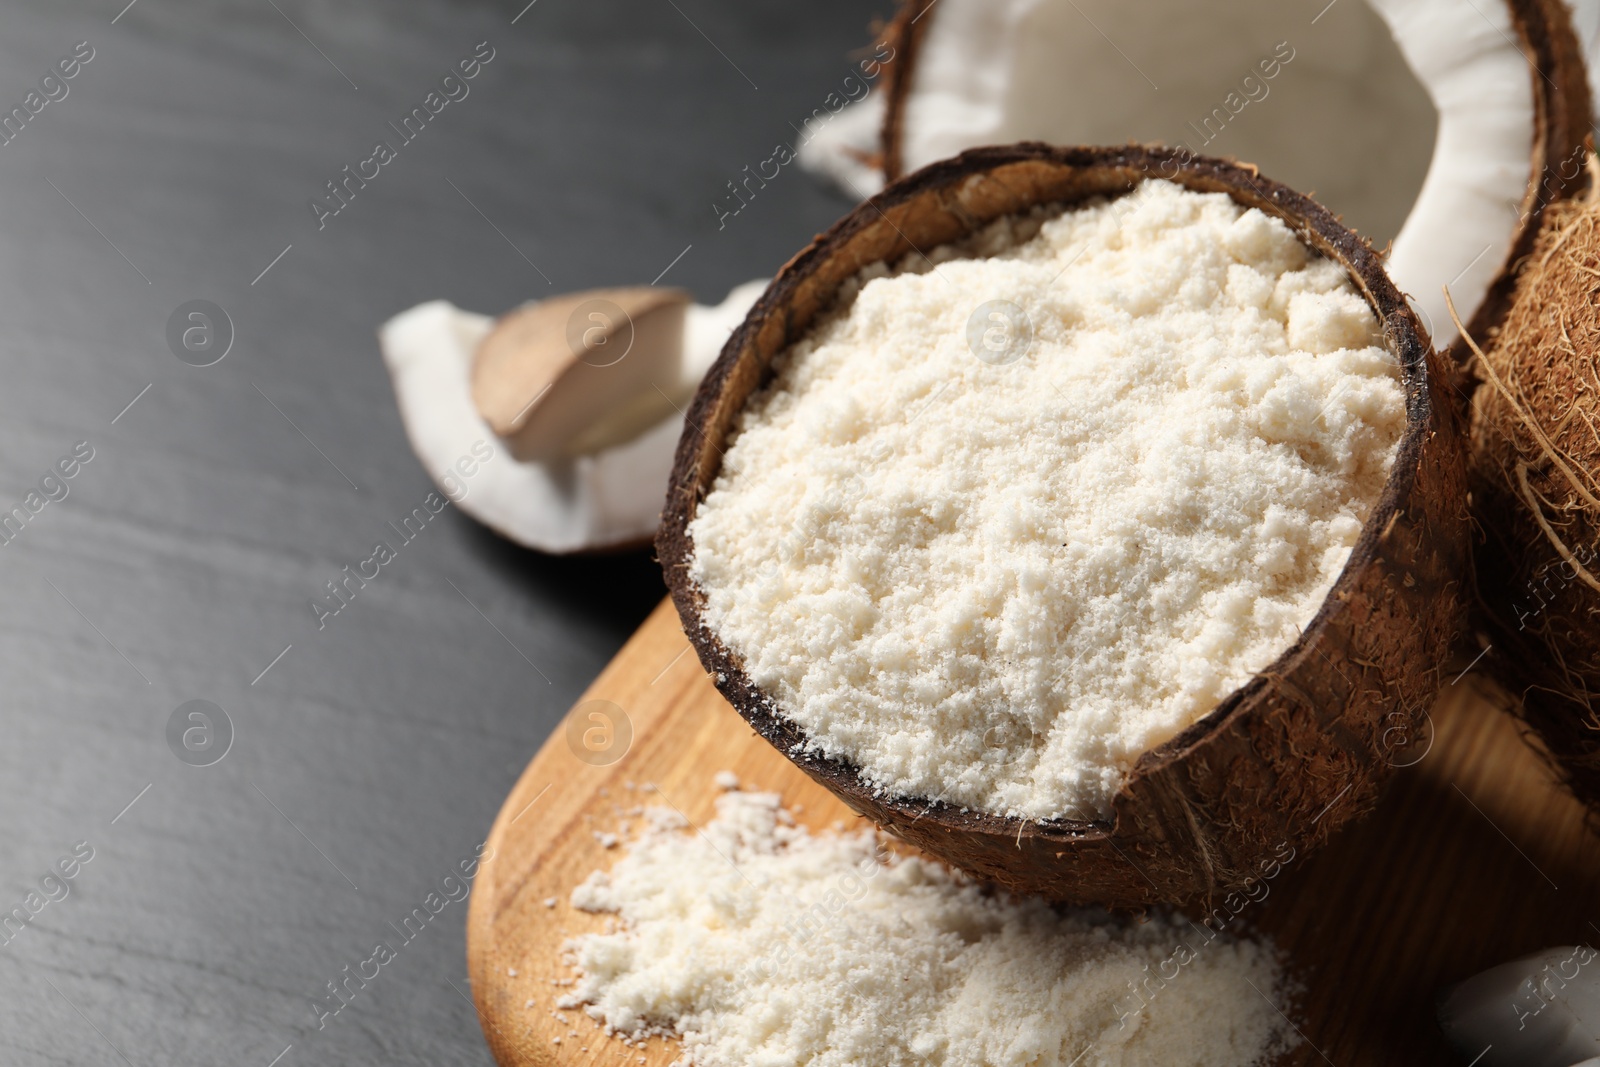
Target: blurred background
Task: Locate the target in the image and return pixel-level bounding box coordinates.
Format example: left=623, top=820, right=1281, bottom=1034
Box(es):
left=0, top=1, right=888, bottom=1062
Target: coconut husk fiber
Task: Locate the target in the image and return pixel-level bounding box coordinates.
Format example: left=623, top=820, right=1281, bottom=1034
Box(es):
left=1469, top=154, right=1600, bottom=821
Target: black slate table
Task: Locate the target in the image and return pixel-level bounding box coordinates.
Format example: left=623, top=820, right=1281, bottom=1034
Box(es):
left=0, top=1, right=885, bottom=1062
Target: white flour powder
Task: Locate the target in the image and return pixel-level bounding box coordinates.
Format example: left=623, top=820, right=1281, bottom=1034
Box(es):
left=689, top=180, right=1403, bottom=820
left=558, top=786, right=1297, bottom=1067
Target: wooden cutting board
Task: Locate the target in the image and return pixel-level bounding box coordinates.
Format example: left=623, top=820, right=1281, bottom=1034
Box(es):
left=465, top=598, right=1600, bottom=1067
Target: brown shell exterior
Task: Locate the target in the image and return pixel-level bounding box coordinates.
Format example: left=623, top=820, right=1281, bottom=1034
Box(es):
left=658, top=143, right=1469, bottom=905
left=1469, top=173, right=1600, bottom=820
left=879, top=0, right=1593, bottom=373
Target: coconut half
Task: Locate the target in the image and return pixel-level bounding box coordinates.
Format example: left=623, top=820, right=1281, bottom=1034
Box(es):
left=660, top=144, right=1468, bottom=905
left=471, top=287, right=694, bottom=463
left=855, top=0, right=1598, bottom=351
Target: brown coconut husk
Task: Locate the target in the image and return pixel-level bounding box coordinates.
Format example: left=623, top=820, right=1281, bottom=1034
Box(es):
left=1467, top=153, right=1600, bottom=821
left=659, top=143, right=1468, bottom=906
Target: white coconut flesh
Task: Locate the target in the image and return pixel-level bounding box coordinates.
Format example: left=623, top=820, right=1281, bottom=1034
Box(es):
left=378, top=281, right=764, bottom=554
left=802, top=0, right=1600, bottom=347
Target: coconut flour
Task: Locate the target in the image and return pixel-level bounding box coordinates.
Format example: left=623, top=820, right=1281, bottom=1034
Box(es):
left=688, top=180, right=1404, bottom=820
left=557, top=783, right=1297, bottom=1067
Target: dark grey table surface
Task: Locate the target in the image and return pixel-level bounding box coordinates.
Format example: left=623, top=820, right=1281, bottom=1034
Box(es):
left=0, top=1, right=887, bottom=1062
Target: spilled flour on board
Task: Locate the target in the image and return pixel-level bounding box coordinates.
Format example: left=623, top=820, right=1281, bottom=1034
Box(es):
left=548, top=781, right=1298, bottom=1067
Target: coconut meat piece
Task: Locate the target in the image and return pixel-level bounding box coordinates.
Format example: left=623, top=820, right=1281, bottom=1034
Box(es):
left=1437, top=946, right=1600, bottom=1067
left=471, top=287, right=694, bottom=463
left=379, top=281, right=765, bottom=554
